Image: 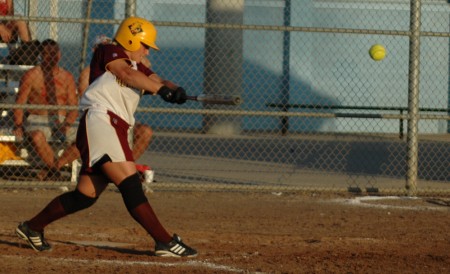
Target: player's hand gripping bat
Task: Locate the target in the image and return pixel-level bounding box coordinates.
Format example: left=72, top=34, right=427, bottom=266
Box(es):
left=186, top=94, right=242, bottom=105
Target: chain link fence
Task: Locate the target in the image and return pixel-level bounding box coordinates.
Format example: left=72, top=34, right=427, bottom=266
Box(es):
left=0, top=0, right=449, bottom=196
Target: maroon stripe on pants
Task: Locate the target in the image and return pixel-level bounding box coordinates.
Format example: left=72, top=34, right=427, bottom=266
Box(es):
left=107, top=110, right=134, bottom=162
left=76, top=110, right=93, bottom=175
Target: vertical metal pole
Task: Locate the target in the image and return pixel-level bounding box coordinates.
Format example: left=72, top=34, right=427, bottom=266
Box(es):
left=80, top=0, right=93, bottom=74
left=447, top=1, right=450, bottom=133
left=406, top=0, right=422, bottom=196
left=281, top=0, right=291, bottom=135
left=28, top=0, right=38, bottom=39
left=50, top=0, right=59, bottom=40
left=203, top=0, right=243, bottom=135
left=125, top=0, right=136, bottom=17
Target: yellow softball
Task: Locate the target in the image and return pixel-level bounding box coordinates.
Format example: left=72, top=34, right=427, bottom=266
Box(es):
left=369, top=44, right=386, bottom=61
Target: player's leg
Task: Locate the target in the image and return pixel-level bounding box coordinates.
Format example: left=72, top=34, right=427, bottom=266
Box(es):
left=16, top=173, right=108, bottom=251
left=16, top=111, right=106, bottom=251
left=101, top=159, right=172, bottom=240
left=23, top=174, right=107, bottom=230
left=104, top=116, right=196, bottom=257
left=101, top=160, right=197, bottom=257
left=89, top=112, right=175, bottom=249
left=77, top=111, right=168, bottom=244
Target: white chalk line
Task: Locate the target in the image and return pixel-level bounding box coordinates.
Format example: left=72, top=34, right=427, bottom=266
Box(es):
left=330, top=196, right=449, bottom=211
left=0, top=254, right=247, bottom=273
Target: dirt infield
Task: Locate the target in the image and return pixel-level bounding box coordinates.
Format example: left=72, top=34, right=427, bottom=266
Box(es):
left=0, top=187, right=448, bottom=273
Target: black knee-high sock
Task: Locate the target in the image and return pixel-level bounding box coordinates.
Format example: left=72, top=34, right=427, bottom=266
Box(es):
left=118, top=173, right=172, bottom=243
left=27, top=189, right=97, bottom=232
left=27, top=196, right=67, bottom=232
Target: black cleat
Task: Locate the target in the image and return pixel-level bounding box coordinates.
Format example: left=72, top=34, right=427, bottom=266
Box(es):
left=155, top=234, right=197, bottom=257
left=15, top=222, right=52, bottom=251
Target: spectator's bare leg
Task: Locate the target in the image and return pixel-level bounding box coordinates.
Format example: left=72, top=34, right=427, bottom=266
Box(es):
left=14, top=21, right=31, bottom=42
left=132, top=124, right=153, bottom=160
left=56, top=143, right=80, bottom=170
left=28, top=130, right=56, bottom=169
left=5, top=21, right=30, bottom=42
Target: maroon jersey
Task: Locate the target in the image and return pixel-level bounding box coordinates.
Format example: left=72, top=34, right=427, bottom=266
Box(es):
left=80, top=42, right=154, bottom=126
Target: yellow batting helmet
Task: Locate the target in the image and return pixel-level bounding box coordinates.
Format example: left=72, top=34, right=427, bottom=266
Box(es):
left=115, top=17, right=159, bottom=51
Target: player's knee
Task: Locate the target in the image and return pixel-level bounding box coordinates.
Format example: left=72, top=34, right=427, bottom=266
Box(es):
left=118, top=173, right=147, bottom=210
left=59, top=189, right=98, bottom=214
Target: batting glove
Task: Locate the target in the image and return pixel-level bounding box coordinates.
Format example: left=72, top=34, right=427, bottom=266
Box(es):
left=158, top=86, right=175, bottom=103
left=158, top=86, right=187, bottom=104
left=173, top=87, right=187, bottom=104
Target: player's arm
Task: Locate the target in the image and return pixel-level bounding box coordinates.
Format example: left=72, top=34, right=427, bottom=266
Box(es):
left=148, top=73, right=180, bottom=90
left=107, top=58, right=164, bottom=94
left=146, top=73, right=187, bottom=104
left=107, top=59, right=186, bottom=104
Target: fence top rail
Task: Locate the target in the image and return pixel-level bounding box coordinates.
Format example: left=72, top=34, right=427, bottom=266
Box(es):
left=2, top=16, right=449, bottom=38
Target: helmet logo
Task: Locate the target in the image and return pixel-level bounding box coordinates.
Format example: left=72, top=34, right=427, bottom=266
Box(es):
left=128, top=22, right=143, bottom=36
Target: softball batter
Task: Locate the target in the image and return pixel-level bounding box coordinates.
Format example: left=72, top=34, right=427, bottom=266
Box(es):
left=15, top=17, right=197, bottom=258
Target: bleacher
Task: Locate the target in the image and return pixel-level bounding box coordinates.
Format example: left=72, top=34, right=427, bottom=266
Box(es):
left=0, top=42, right=79, bottom=183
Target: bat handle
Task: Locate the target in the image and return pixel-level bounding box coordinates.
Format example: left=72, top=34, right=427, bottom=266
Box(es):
left=185, top=95, right=198, bottom=101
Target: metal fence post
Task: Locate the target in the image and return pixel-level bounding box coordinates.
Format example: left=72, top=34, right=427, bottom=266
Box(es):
left=448, top=1, right=450, bottom=133
left=126, top=0, right=136, bottom=17
left=281, top=0, right=291, bottom=135
left=203, top=0, right=243, bottom=135
left=80, top=0, right=93, bottom=74
left=406, top=0, right=422, bottom=196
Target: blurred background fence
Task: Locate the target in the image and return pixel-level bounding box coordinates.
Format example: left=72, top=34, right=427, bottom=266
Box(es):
left=0, top=0, right=449, bottom=196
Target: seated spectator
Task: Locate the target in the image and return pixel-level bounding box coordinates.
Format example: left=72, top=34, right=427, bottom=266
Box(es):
left=0, top=0, right=41, bottom=65
left=12, top=39, right=79, bottom=180
left=0, top=0, right=31, bottom=43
